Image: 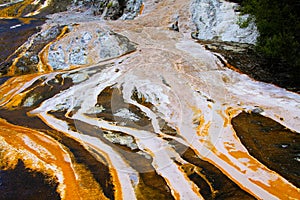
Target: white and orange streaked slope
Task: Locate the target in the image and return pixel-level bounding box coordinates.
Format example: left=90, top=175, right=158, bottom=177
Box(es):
left=0, top=0, right=300, bottom=199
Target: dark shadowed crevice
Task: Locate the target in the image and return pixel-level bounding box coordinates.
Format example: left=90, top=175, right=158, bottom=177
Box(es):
left=0, top=159, right=61, bottom=200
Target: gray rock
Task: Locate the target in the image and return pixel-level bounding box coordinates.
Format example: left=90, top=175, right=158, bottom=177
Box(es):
left=47, top=26, right=136, bottom=69
left=6, top=25, right=66, bottom=75
left=191, top=0, right=259, bottom=44
left=23, top=93, right=42, bottom=107
left=69, top=46, right=87, bottom=65
left=252, top=107, right=264, bottom=114
left=98, top=31, right=121, bottom=59
left=98, top=30, right=135, bottom=59
left=120, top=0, right=143, bottom=20
left=81, top=32, right=92, bottom=44
left=48, top=45, right=69, bottom=70
left=79, top=0, right=143, bottom=20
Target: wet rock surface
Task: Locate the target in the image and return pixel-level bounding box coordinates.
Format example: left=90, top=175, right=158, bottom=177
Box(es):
left=1, top=23, right=136, bottom=75
left=0, top=108, right=115, bottom=200
left=4, top=25, right=66, bottom=75
left=0, top=18, right=44, bottom=71
left=170, top=140, right=256, bottom=200
left=232, top=112, right=300, bottom=188
left=0, top=0, right=299, bottom=199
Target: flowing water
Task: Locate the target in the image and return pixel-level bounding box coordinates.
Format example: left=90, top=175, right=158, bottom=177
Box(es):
left=0, top=0, right=299, bottom=199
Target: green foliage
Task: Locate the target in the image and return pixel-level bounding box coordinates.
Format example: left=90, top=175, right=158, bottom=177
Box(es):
left=237, top=16, right=253, bottom=28
left=239, top=0, right=300, bottom=69
left=107, top=1, right=113, bottom=9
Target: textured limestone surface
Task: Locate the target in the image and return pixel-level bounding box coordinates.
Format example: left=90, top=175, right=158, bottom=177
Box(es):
left=191, top=0, right=258, bottom=44
left=0, top=0, right=299, bottom=200
left=47, top=24, right=136, bottom=70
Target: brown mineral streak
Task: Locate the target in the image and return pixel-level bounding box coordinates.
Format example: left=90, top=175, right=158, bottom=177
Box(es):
left=224, top=143, right=259, bottom=171
left=110, top=167, right=123, bottom=200
left=192, top=147, right=262, bottom=199
left=225, top=63, right=243, bottom=74
left=139, top=3, right=144, bottom=15
left=250, top=178, right=300, bottom=199
left=214, top=112, right=300, bottom=200
left=178, top=164, right=204, bottom=199
left=205, top=142, right=300, bottom=199
left=201, top=122, right=211, bottom=137
left=0, top=74, right=41, bottom=107
left=7, top=25, right=69, bottom=76
left=34, top=111, right=114, bottom=199
left=89, top=143, right=122, bottom=200
left=0, top=0, right=35, bottom=18
left=164, top=177, right=184, bottom=200
left=0, top=118, right=81, bottom=200
left=226, top=142, right=300, bottom=199
left=217, top=109, right=229, bottom=127
left=37, top=26, right=70, bottom=73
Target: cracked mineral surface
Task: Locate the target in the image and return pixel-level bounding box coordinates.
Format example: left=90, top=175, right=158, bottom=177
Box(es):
left=0, top=0, right=299, bottom=199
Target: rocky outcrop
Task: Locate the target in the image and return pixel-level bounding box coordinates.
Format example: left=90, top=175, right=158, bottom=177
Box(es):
left=5, top=23, right=136, bottom=74
left=77, top=0, right=143, bottom=20
left=191, top=0, right=258, bottom=44
left=0, top=0, right=141, bottom=75
left=7, top=25, right=66, bottom=75
left=47, top=24, right=136, bottom=70
left=120, top=0, right=143, bottom=19
left=0, top=0, right=143, bottom=19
